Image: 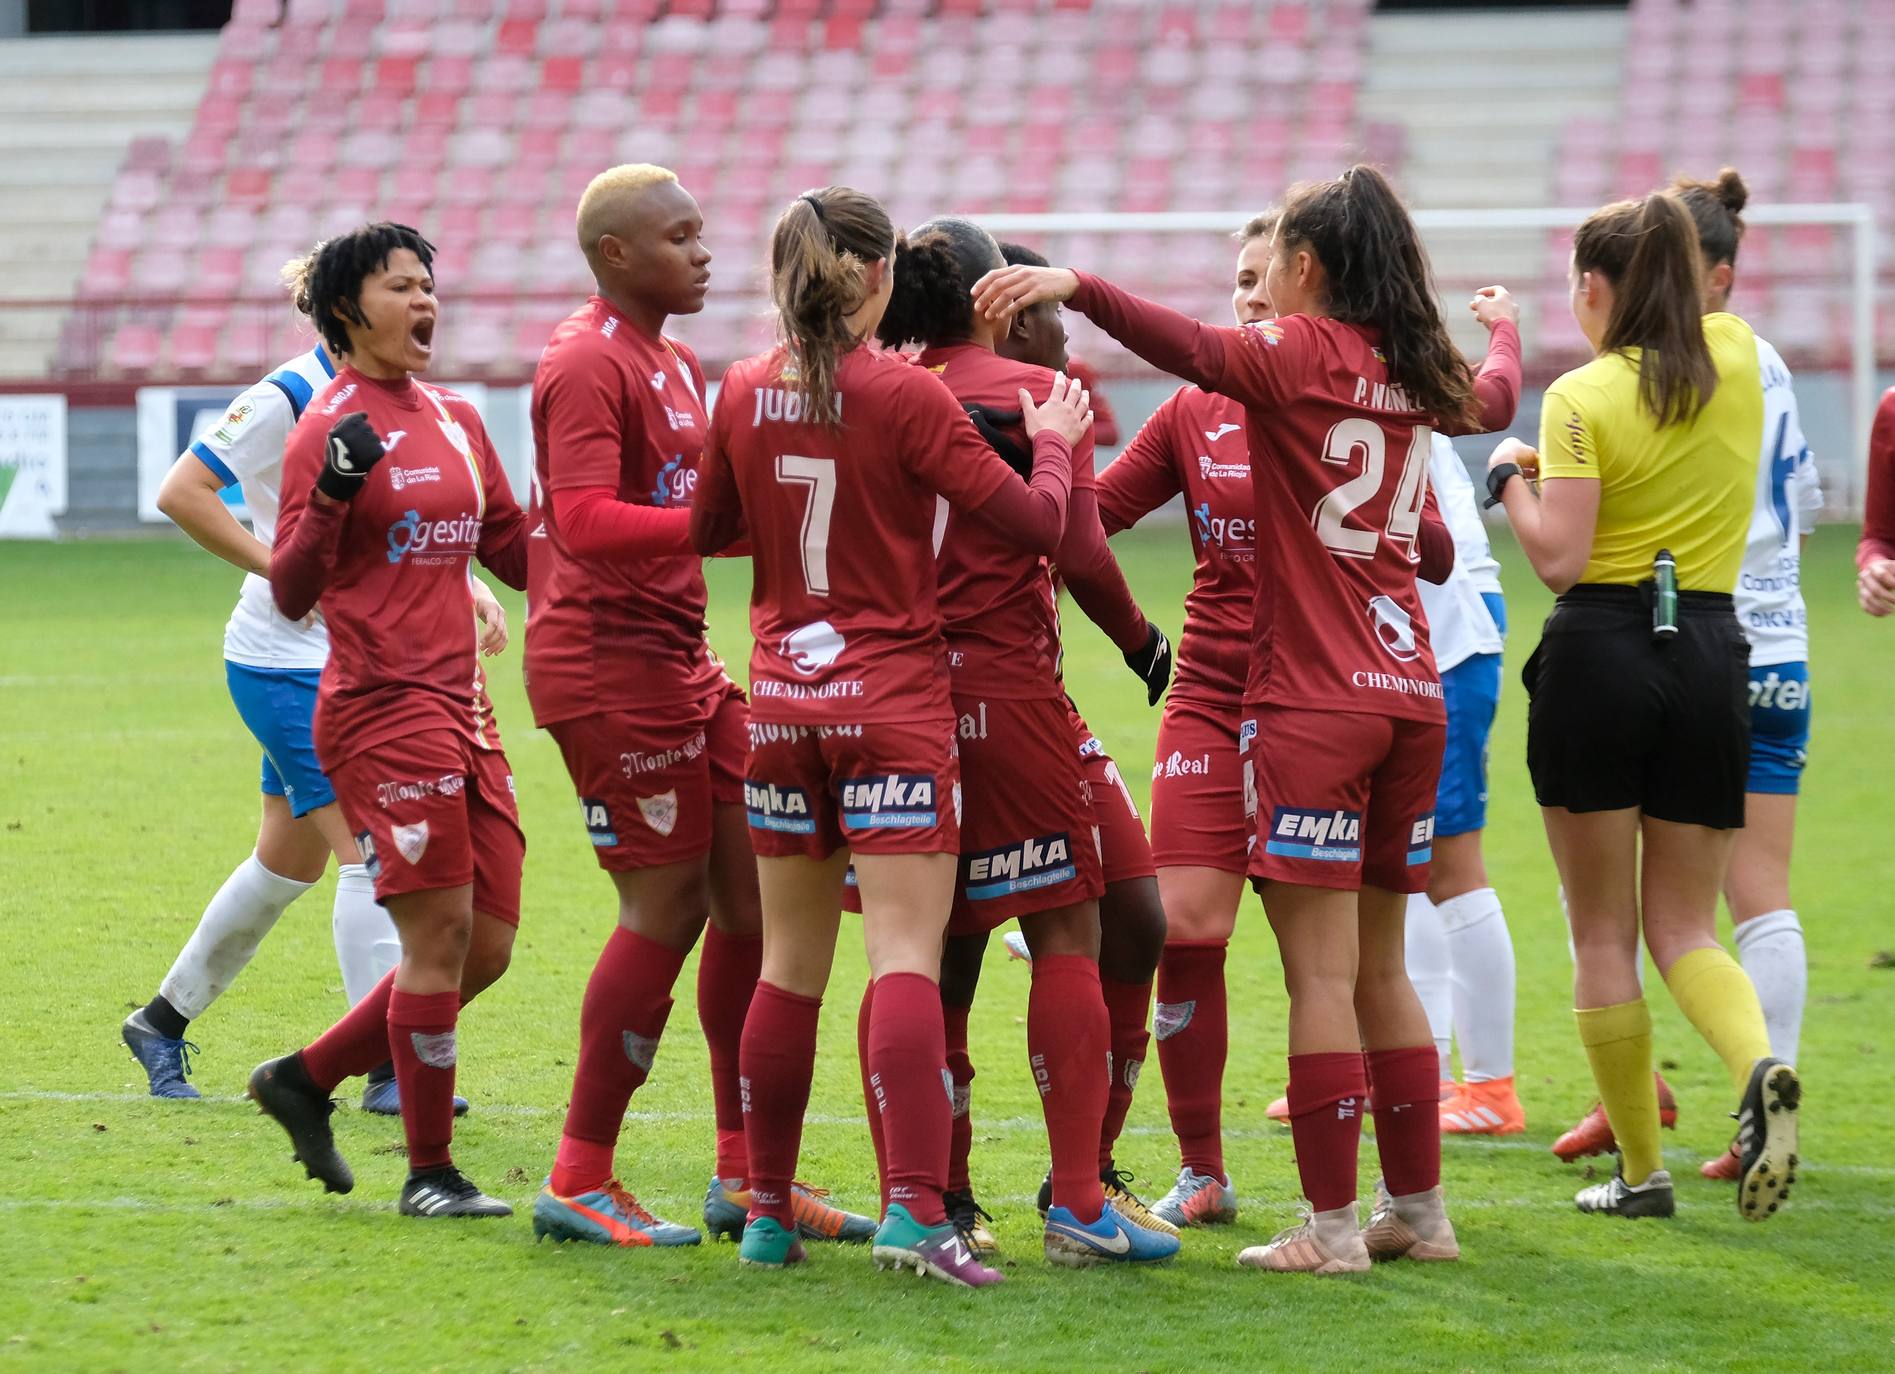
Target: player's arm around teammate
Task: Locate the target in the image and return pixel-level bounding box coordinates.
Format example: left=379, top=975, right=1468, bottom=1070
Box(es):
left=688, top=186, right=1084, bottom=1286
left=1858, top=388, right=1895, bottom=615
left=1488, top=190, right=1800, bottom=1223
left=249, top=223, right=532, bottom=1220
left=975, top=167, right=1523, bottom=1273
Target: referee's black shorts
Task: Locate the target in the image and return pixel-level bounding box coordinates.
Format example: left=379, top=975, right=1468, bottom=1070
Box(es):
left=1523, top=584, right=1750, bottom=829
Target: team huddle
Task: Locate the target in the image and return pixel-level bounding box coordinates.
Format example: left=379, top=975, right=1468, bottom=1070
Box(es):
left=123, top=157, right=1815, bottom=1284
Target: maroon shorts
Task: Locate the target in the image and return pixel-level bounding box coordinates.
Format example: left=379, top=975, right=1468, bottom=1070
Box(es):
left=743, top=717, right=960, bottom=861
left=950, top=693, right=1104, bottom=933
left=1149, top=696, right=1248, bottom=874
left=545, top=679, right=746, bottom=872
left=1069, top=699, right=1155, bottom=886
left=329, top=729, right=525, bottom=924
left=1243, top=703, right=1445, bottom=894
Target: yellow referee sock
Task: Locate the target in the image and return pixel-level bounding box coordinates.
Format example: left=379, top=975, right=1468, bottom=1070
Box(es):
left=1575, top=1000, right=1663, bottom=1186
left=1664, top=946, right=1773, bottom=1093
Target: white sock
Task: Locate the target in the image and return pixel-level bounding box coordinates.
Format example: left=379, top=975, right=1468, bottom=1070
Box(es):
left=158, top=853, right=314, bottom=1021
left=1734, top=908, right=1805, bottom=1063
left=1438, top=886, right=1516, bottom=1082
left=333, top=863, right=400, bottom=1006
left=1404, top=893, right=1455, bottom=1080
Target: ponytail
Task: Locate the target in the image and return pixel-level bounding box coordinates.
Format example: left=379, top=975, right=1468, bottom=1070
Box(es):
left=1273, top=165, right=1479, bottom=432
left=768, top=186, right=896, bottom=425
left=876, top=215, right=1004, bottom=350
left=1574, top=191, right=1717, bottom=426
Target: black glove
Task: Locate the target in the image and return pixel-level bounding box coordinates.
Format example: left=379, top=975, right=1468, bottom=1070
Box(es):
left=962, top=403, right=1032, bottom=478
left=315, top=412, right=387, bottom=502
left=1124, top=621, right=1173, bottom=706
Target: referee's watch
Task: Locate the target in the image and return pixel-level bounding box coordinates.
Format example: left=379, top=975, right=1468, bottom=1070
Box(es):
left=1484, top=461, right=1522, bottom=509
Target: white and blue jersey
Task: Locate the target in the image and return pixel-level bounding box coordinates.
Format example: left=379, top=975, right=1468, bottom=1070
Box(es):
left=187, top=344, right=338, bottom=814
left=1420, top=437, right=1506, bottom=836
left=1736, top=336, right=1819, bottom=793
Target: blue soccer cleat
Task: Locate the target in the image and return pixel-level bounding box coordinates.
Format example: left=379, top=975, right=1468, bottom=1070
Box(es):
left=121, top=1010, right=201, bottom=1099
left=1043, top=1199, right=1182, bottom=1267
left=532, top=1180, right=702, bottom=1247
left=360, top=1069, right=468, bottom=1117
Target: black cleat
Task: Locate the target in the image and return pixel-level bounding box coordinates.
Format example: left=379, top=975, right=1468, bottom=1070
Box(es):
left=399, top=1167, right=512, bottom=1219
left=942, top=1187, right=999, bottom=1256
left=1575, top=1162, right=1675, bottom=1218
left=1736, top=1057, right=1801, bottom=1222
left=1035, top=1168, right=1052, bottom=1220
left=248, top=1055, right=352, bottom=1194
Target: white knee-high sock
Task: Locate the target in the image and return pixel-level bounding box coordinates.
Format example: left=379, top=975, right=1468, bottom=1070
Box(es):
left=1734, top=908, right=1805, bottom=1064
left=332, top=863, right=400, bottom=1006
left=159, top=854, right=315, bottom=1021
left=1404, top=893, right=1455, bottom=1081
left=1438, top=886, right=1517, bottom=1082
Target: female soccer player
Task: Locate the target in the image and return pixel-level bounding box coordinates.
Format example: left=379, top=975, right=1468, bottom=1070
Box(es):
left=973, top=165, right=1522, bottom=1272
left=247, top=223, right=531, bottom=1219
left=123, top=245, right=503, bottom=1113
left=1487, top=189, right=1800, bottom=1221
left=689, top=186, right=1083, bottom=1287
left=1862, top=388, right=1895, bottom=613
left=523, top=164, right=872, bottom=1251
left=876, top=217, right=1180, bottom=1268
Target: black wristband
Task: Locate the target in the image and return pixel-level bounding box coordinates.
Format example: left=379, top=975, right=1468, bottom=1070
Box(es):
left=1484, top=461, right=1522, bottom=509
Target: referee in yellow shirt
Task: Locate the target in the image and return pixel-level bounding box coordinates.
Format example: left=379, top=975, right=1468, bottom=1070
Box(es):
left=1487, top=189, right=1800, bottom=1223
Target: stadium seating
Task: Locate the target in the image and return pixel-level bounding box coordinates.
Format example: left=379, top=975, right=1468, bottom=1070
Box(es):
left=66, top=0, right=1379, bottom=381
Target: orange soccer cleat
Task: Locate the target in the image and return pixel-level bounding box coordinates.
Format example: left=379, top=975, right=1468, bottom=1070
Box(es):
left=1440, top=1076, right=1526, bottom=1135
left=1551, top=1072, right=1680, bottom=1162
left=1700, top=1142, right=1742, bottom=1180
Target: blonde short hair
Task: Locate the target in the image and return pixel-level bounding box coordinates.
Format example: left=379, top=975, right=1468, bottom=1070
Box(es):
left=576, top=163, right=679, bottom=261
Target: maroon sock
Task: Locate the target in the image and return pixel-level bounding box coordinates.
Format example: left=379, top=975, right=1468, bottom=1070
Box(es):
left=550, top=927, right=686, bottom=1196
left=1155, top=941, right=1229, bottom=1177
left=388, top=988, right=461, bottom=1172
left=697, top=924, right=761, bottom=1182
left=1098, top=974, right=1152, bottom=1172
left=1029, top=954, right=1108, bottom=1223
left=1286, top=1050, right=1368, bottom=1212
left=1367, top=1045, right=1442, bottom=1196
left=866, top=972, right=950, bottom=1226
left=856, top=977, right=887, bottom=1209
left=740, top=980, right=821, bottom=1229
left=301, top=970, right=396, bottom=1093
left=943, top=998, right=974, bottom=1194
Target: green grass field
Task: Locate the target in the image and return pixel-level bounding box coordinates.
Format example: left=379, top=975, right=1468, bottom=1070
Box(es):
left=2, top=527, right=1891, bottom=1374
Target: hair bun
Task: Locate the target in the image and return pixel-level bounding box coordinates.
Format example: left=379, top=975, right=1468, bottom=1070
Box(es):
left=1714, top=167, right=1748, bottom=215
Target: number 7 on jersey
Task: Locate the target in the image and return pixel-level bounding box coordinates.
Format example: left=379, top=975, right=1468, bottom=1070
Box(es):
left=775, top=454, right=836, bottom=596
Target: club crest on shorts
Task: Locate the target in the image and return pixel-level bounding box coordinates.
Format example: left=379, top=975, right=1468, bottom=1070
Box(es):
left=1367, top=594, right=1420, bottom=662
left=1154, top=1000, right=1196, bottom=1041
left=637, top=790, right=679, bottom=837
left=410, top=1029, right=457, bottom=1068
left=392, top=821, right=430, bottom=865
left=354, top=829, right=380, bottom=879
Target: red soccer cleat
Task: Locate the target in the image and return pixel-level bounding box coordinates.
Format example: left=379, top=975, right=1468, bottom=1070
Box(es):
left=1551, top=1073, right=1679, bottom=1162
left=1700, top=1142, right=1742, bottom=1180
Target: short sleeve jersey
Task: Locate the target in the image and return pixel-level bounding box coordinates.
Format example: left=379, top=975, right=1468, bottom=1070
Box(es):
left=694, top=345, right=1018, bottom=724
left=524, top=297, right=725, bottom=726
left=1097, top=385, right=1254, bottom=706
left=1199, top=314, right=1450, bottom=722
left=1537, top=311, right=1764, bottom=592
left=188, top=344, right=338, bottom=670
left=1736, top=335, right=1820, bottom=665
left=920, top=343, right=1096, bottom=701
left=276, top=369, right=527, bottom=768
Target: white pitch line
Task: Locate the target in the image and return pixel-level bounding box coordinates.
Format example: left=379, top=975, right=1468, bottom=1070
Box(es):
left=8, top=1089, right=1882, bottom=1177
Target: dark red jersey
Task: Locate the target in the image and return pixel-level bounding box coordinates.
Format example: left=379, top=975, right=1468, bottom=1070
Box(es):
left=272, top=368, right=529, bottom=767
left=1070, top=273, right=1522, bottom=722
left=524, top=297, right=725, bottom=726
left=1098, top=385, right=1253, bottom=705
left=693, top=345, right=1072, bottom=724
